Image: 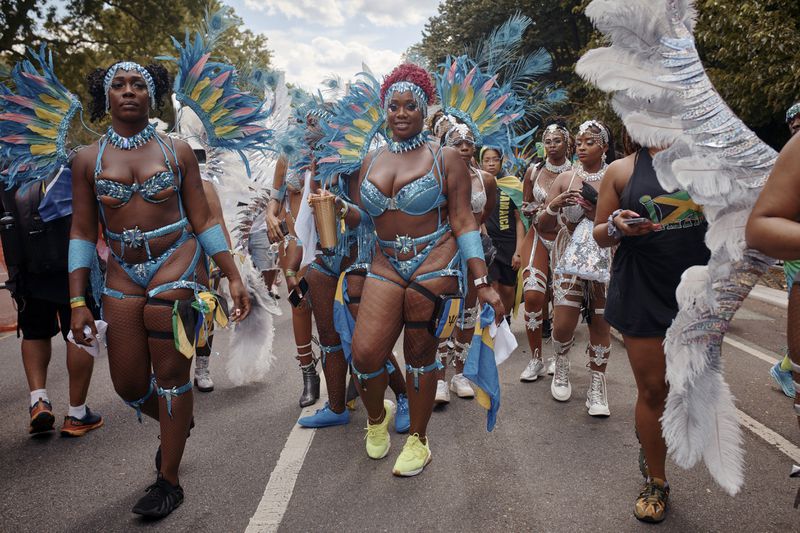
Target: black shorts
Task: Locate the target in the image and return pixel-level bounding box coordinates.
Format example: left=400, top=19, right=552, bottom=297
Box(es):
left=489, top=260, right=517, bottom=287
left=16, top=296, right=72, bottom=341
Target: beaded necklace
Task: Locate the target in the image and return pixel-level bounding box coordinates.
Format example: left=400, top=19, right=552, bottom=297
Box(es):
left=387, top=131, right=429, bottom=153
left=106, top=123, right=156, bottom=150
left=545, top=159, right=572, bottom=175
left=576, top=161, right=608, bottom=182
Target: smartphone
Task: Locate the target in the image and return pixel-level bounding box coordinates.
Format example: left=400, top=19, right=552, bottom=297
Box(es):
left=288, top=278, right=310, bottom=307
left=269, top=220, right=289, bottom=243
left=580, top=182, right=598, bottom=205
left=623, top=217, right=649, bottom=226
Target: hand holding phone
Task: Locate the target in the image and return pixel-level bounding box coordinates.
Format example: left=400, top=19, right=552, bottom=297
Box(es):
left=288, top=277, right=310, bottom=308
left=623, top=217, right=649, bottom=226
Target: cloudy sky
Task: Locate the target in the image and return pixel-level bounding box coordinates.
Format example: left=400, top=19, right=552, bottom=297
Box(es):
left=227, top=0, right=441, bottom=91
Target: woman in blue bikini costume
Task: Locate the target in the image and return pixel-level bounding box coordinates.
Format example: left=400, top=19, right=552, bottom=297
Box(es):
left=68, top=62, right=250, bottom=518
left=347, top=63, right=503, bottom=477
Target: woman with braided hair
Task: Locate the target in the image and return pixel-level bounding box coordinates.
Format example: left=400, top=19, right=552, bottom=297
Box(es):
left=69, top=61, right=250, bottom=518
left=349, top=63, right=503, bottom=477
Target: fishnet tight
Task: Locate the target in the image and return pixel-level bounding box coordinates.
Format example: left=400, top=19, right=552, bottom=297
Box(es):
left=787, top=283, right=800, bottom=427
left=351, top=236, right=459, bottom=437
left=103, top=237, right=206, bottom=485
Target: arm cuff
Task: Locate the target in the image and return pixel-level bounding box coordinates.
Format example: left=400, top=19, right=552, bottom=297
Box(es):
left=68, top=239, right=96, bottom=272
left=197, top=224, right=228, bottom=257
left=456, top=230, right=484, bottom=262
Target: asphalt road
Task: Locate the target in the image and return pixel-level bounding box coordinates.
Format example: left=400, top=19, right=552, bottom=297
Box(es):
left=0, top=291, right=798, bottom=532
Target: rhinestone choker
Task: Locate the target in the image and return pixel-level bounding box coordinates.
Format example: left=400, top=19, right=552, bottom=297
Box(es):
left=545, top=159, right=572, bottom=175
left=576, top=161, right=608, bottom=182
left=387, top=131, right=429, bottom=153
left=106, top=123, right=156, bottom=150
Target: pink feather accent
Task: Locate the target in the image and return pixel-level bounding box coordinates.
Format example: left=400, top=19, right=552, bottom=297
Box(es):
left=487, top=92, right=509, bottom=113
left=187, top=53, right=211, bottom=85
left=480, top=76, right=496, bottom=95
left=231, top=107, right=256, bottom=117
left=210, top=70, right=232, bottom=87
left=461, top=67, right=476, bottom=91
left=447, top=60, right=457, bottom=83
left=19, top=72, right=48, bottom=88
left=1, top=95, right=36, bottom=109
left=0, top=112, right=35, bottom=124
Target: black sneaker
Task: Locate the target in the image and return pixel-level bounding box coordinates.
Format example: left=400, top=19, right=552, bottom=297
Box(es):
left=132, top=474, right=184, bottom=519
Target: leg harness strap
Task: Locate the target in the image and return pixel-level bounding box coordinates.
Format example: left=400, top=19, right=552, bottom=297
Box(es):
left=587, top=343, right=611, bottom=367
left=452, top=339, right=471, bottom=364
left=522, top=266, right=548, bottom=294
left=406, top=360, right=444, bottom=391
left=524, top=309, right=543, bottom=332
left=156, top=380, right=193, bottom=418
left=351, top=362, right=386, bottom=390
left=319, top=343, right=343, bottom=366
left=553, top=336, right=575, bottom=356
left=456, top=305, right=479, bottom=330
left=124, top=374, right=156, bottom=423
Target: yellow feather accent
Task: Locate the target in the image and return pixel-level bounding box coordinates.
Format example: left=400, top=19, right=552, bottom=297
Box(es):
left=190, top=79, right=211, bottom=101
left=211, top=108, right=228, bottom=123
left=448, top=87, right=458, bottom=107
left=215, top=125, right=237, bottom=137
left=353, top=119, right=372, bottom=132
left=471, top=99, right=487, bottom=121
left=27, top=125, right=58, bottom=139
left=460, top=86, right=474, bottom=110
left=30, top=143, right=56, bottom=155
left=200, top=88, right=223, bottom=112
left=39, top=94, right=69, bottom=112
left=345, top=133, right=365, bottom=145
left=367, top=107, right=379, bottom=121
left=340, top=149, right=360, bottom=157
left=34, top=107, right=61, bottom=123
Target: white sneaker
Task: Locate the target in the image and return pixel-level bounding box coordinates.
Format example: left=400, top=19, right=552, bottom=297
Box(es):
left=435, top=380, right=450, bottom=404
left=546, top=357, right=556, bottom=375
left=550, top=355, right=571, bottom=401
left=586, top=370, right=610, bottom=416
left=449, top=374, right=475, bottom=398
left=520, top=359, right=546, bottom=382
left=194, top=355, right=214, bottom=392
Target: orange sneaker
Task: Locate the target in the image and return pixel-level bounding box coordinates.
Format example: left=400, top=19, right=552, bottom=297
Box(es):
left=60, top=407, right=104, bottom=437
left=29, top=399, right=55, bottom=434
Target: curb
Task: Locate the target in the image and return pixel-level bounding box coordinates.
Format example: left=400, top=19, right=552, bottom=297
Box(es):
left=749, top=284, right=787, bottom=310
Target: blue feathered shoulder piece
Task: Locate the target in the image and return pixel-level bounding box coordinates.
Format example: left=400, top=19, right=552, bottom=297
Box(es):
left=0, top=45, right=82, bottom=187
left=316, top=72, right=386, bottom=187
left=159, top=7, right=274, bottom=175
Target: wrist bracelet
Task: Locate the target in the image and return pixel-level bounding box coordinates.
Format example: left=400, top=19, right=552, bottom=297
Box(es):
left=70, top=297, right=87, bottom=309
left=337, top=201, right=349, bottom=219
left=545, top=204, right=559, bottom=217
left=607, top=209, right=623, bottom=240
left=285, top=269, right=297, bottom=278
left=473, top=275, right=490, bottom=289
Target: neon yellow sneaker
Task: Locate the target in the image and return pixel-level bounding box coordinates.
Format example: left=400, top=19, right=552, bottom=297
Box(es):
left=392, top=433, right=432, bottom=477
left=365, top=399, right=394, bottom=459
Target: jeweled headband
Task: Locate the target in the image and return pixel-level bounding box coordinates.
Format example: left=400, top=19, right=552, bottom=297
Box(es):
left=542, top=123, right=570, bottom=143
left=577, top=120, right=608, bottom=145
left=383, top=81, right=429, bottom=118
left=435, top=114, right=456, bottom=134
left=445, top=123, right=473, bottom=146
left=786, top=103, right=800, bottom=123
left=104, top=61, right=156, bottom=112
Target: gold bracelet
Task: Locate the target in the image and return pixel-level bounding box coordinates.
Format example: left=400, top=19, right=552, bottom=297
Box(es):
left=70, top=300, right=87, bottom=309
left=285, top=269, right=297, bottom=278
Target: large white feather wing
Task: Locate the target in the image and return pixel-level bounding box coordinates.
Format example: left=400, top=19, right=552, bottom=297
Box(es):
left=577, top=0, right=777, bottom=495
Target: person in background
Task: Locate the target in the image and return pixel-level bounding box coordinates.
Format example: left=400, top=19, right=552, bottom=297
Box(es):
left=767, top=101, right=800, bottom=399
left=0, top=162, right=103, bottom=437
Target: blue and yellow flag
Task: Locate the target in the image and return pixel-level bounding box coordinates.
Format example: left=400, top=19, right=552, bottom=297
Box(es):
left=463, top=305, right=500, bottom=432
left=332, top=272, right=355, bottom=363
left=495, top=175, right=529, bottom=232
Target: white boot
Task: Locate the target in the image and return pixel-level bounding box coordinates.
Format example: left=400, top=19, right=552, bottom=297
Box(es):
left=194, top=355, right=214, bottom=392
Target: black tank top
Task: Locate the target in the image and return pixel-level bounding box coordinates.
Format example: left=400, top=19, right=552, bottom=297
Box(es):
left=605, top=148, right=710, bottom=337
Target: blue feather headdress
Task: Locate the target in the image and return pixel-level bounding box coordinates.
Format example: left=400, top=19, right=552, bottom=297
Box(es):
left=316, top=72, right=386, bottom=187
left=158, top=7, right=275, bottom=176
left=0, top=45, right=82, bottom=187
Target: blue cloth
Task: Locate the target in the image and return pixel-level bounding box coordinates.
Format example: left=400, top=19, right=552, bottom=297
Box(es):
left=463, top=305, right=501, bottom=431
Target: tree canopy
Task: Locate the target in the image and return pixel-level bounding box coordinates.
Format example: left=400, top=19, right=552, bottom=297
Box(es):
left=415, top=0, right=800, bottom=149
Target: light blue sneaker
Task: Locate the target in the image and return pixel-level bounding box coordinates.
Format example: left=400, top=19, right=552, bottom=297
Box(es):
left=395, top=394, right=410, bottom=434
left=769, top=362, right=796, bottom=398
left=298, top=403, right=350, bottom=428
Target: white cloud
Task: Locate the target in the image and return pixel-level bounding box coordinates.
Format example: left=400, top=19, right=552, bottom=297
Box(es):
left=267, top=28, right=402, bottom=90
left=243, top=0, right=437, bottom=28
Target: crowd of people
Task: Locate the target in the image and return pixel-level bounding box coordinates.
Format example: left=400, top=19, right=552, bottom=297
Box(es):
left=1, top=0, right=797, bottom=526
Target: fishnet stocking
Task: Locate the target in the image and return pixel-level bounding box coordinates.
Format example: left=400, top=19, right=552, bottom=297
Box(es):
left=307, top=267, right=347, bottom=413
left=787, top=284, right=800, bottom=417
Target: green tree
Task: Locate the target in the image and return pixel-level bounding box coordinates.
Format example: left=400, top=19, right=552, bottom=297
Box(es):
left=416, top=0, right=800, bottom=149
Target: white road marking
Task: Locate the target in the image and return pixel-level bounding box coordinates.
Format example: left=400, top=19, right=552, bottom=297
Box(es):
left=749, top=285, right=788, bottom=310
left=610, top=331, right=799, bottom=463
left=723, top=335, right=780, bottom=365
left=737, top=410, right=800, bottom=464
left=245, top=381, right=327, bottom=533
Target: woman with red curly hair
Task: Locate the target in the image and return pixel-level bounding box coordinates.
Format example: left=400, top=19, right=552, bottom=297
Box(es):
left=348, top=63, right=503, bottom=476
